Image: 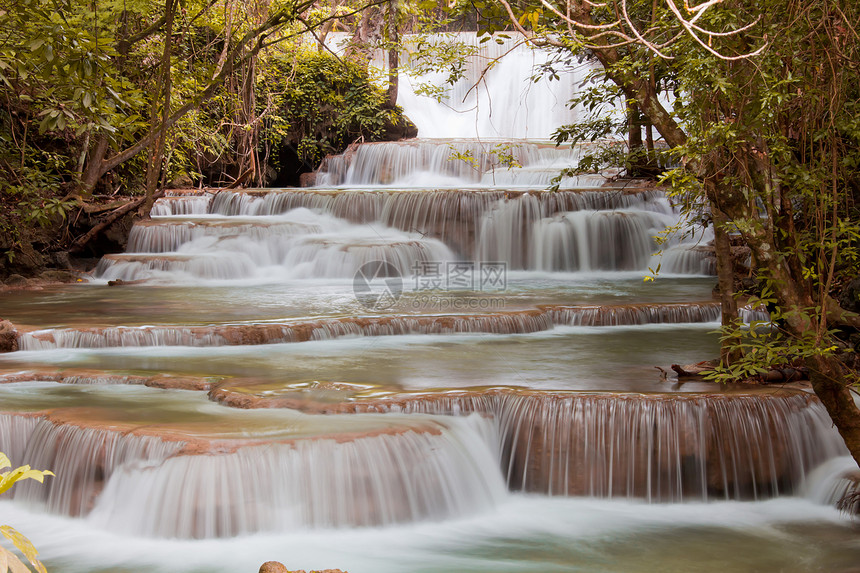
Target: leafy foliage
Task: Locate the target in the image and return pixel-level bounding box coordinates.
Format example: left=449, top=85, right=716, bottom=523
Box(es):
left=0, top=0, right=403, bottom=268
left=0, top=452, right=53, bottom=573
left=261, top=49, right=400, bottom=164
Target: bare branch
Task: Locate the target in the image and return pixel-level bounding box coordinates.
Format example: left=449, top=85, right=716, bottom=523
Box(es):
left=530, top=0, right=768, bottom=61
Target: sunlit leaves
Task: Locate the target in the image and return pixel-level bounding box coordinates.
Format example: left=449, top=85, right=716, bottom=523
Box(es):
left=0, top=454, right=54, bottom=496
left=0, top=453, right=52, bottom=573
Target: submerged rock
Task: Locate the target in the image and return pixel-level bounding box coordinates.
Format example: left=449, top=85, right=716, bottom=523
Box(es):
left=671, top=360, right=718, bottom=377
left=259, top=566, right=346, bottom=573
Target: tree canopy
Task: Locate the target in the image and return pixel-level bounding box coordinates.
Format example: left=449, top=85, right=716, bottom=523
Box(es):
left=0, top=0, right=408, bottom=267
left=457, top=0, right=860, bottom=466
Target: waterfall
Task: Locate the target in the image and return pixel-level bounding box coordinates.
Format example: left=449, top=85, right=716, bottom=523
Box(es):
left=0, top=411, right=504, bottom=539
left=351, top=391, right=847, bottom=501
left=545, top=302, right=721, bottom=325
left=802, top=456, right=860, bottom=509
left=124, top=188, right=699, bottom=281
left=150, top=196, right=211, bottom=216
left=478, top=206, right=672, bottom=271
left=0, top=414, right=186, bottom=517
left=1, top=392, right=846, bottom=541
left=314, top=140, right=603, bottom=187
left=95, top=207, right=456, bottom=282
left=389, top=33, right=597, bottom=139
left=127, top=218, right=324, bottom=253
left=498, top=392, right=843, bottom=500
left=89, top=416, right=503, bottom=538
left=4, top=28, right=851, bottom=572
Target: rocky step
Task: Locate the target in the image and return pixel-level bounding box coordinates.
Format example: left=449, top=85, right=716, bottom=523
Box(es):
left=14, top=303, right=733, bottom=350
left=0, top=369, right=214, bottom=390
left=128, top=217, right=324, bottom=253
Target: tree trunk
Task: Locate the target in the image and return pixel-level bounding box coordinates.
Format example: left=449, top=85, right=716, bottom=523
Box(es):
left=808, top=355, right=860, bottom=468
left=627, top=99, right=648, bottom=176
left=709, top=205, right=740, bottom=364
left=317, top=0, right=345, bottom=52
left=234, top=0, right=267, bottom=186
left=346, top=5, right=382, bottom=67
left=143, top=0, right=176, bottom=216
left=69, top=191, right=164, bottom=253
left=386, top=0, right=399, bottom=109
left=235, top=57, right=260, bottom=186
left=79, top=135, right=110, bottom=196
left=628, top=99, right=642, bottom=151
left=719, top=190, right=860, bottom=466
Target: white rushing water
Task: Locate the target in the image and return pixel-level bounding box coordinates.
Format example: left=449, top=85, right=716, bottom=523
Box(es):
left=347, top=32, right=606, bottom=140
left=1, top=485, right=858, bottom=573
left=97, top=187, right=712, bottom=282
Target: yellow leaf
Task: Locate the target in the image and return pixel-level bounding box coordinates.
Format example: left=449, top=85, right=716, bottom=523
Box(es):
left=0, top=545, right=33, bottom=573
left=0, top=527, right=44, bottom=573
left=0, top=467, right=54, bottom=496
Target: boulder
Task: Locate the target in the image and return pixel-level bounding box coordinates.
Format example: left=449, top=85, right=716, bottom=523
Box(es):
left=53, top=251, right=74, bottom=270
left=0, top=319, right=19, bottom=352
left=380, top=113, right=418, bottom=141
left=38, top=269, right=79, bottom=283
left=839, top=277, right=860, bottom=314
left=299, top=172, right=317, bottom=187
left=258, top=563, right=346, bottom=573
left=4, top=273, right=29, bottom=287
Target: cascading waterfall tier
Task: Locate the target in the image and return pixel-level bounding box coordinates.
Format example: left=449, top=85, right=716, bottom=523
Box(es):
left=206, top=188, right=670, bottom=218
left=2, top=388, right=845, bottom=541
left=337, top=391, right=847, bottom=501
left=96, top=206, right=456, bottom=281
left=313, top=140, right=606, bottom=188
left=88, top=416, right=503, bottom=538
left=126, top=217, right=324, bottom=253
left=131, top=187, right=712, bottom=278
left=16, top=302, right=726, bottom=350
left=0, top=414, right=186, bottom=517
left=0, top=411, right=504, bottom=539
left=149, top=195, right=211, bottom=216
